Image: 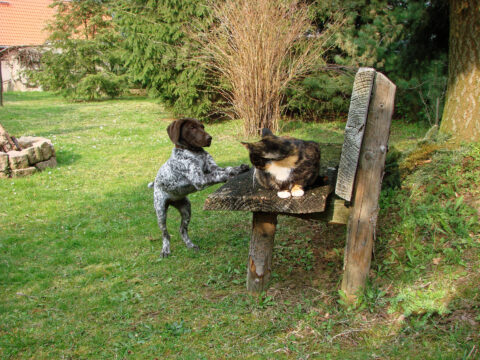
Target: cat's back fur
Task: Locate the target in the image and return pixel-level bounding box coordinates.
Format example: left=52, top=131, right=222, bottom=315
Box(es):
left=241, top=128, right=320, bottom=197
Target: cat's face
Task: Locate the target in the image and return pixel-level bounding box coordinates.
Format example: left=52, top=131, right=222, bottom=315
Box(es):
left=241, top=128, right=294, bottom=169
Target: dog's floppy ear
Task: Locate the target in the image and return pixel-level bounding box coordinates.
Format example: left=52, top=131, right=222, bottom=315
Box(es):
left=261, top=128, right=274, bottom=138
left=167, top=119, right=187, bottom=145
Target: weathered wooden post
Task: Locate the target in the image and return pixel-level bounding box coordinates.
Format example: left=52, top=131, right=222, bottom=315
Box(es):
left=247, top=212, right=277, bottom=293
left=340, top=71, right=396, bottom=303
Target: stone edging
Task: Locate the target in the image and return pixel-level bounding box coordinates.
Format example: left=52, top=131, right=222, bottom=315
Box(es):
left=0, top=136, right=57, bottom=178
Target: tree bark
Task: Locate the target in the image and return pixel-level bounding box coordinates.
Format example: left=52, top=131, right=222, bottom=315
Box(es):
left=440, top=0, right=480, bottom=142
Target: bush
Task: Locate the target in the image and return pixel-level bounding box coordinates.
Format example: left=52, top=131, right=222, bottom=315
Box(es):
left=75, top=73, right=127, bottom=101
left=284, top=72, right=354, bottom=122
left=31, top=0, right=128, bottom=101
left=107, top=0, right=448, bottom=124
left=393, top=57, right=447, bottom=125
left=114, top=0, right=215, bottom=119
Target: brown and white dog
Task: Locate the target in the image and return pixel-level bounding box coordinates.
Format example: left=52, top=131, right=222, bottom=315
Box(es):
left=150, top=118, right=249, bottom=257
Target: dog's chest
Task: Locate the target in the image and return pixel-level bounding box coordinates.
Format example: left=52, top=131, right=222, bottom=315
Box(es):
left=173, top=149, right=209, bottom=172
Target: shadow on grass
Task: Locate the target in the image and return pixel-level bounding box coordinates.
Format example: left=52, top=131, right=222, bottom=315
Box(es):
left=55, top=148, right=82, bottom=167
left=68, top=95, right=150, bottom=103
left=3, top=91, right=56, bottom=102
left=1, top=173, right=478, bottom=358
left=35, top=125, right=102, bottom=138
left=3, top=92, right=149, bottom=103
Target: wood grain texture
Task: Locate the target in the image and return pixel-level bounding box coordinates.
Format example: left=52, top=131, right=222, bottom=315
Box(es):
left=282, top=197, right=351, bottom=225
left=335, top=68, right=376, bottom=202
left=204, top=143, right=342, bottom=214
left=0, top=124, right=20, bottom=152
left=247, top=212, right=277, bottom=293
left=329, top=198, right=351, bottom=225
left=341, top=71, right=396, bottom=302
left=204, top=168, right=331, bottom=213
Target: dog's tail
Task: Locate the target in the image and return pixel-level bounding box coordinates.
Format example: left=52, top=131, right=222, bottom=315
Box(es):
left=148, top=182, right=154, bottom=188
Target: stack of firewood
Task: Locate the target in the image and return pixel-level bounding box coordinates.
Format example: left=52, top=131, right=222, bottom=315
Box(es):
left=0, top=124, right=21, bottom=152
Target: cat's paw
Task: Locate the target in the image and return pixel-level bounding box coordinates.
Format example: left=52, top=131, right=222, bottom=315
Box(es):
left=291, top=185, right=304, bottom=197
left=277, top=190, right=291, bottom=198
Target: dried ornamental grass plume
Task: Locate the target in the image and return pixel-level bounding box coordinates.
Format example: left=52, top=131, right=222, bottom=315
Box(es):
left=193, top=0, right=342, bottom=136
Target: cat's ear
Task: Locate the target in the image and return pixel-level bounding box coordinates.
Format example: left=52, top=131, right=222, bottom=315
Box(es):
left=240, top=141, right=252, bottom=150
left=261, top=128, right=274, bottom=138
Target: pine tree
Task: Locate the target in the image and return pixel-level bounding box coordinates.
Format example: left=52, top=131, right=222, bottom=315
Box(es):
left=287, top=0, right=449, bottom=123
left=33, top=0, right=127, bottom=100
left=114, top=0, right=215, bottom=119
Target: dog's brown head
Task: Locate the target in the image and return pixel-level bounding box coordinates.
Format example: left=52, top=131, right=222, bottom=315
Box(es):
left=167, top=118, right=212, bottom=151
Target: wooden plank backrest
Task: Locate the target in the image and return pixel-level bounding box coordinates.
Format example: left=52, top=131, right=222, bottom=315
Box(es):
left=335, top=68, right=376, bottom=202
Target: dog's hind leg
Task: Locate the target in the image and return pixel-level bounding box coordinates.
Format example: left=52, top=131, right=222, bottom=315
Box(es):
left=154, top=192, right=171, bottom=257
left=172, top=198, right=199, bottom=252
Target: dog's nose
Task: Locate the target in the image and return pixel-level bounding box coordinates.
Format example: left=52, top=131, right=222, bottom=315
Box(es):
left=206, top=135, right=212, bottom=143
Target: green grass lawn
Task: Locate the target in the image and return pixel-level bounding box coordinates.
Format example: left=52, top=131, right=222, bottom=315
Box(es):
left=1, top=92, right=479, bottom=359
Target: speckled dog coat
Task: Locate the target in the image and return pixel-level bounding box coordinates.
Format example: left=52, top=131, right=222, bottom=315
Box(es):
left=150, top=118, right=249, bottom=257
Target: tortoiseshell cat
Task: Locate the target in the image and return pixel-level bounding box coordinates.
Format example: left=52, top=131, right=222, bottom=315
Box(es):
left=241, top=128, right=320, bottom=198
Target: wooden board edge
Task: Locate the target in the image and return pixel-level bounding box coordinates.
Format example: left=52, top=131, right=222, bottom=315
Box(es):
left=335, top=67, right=376, bottom=201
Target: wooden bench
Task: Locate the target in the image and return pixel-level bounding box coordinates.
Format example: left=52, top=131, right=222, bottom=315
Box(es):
left=204, top=68, right=396, bottom=302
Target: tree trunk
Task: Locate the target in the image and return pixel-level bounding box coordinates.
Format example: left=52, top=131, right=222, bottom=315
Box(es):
left=440, top=0, right=480, bottom=142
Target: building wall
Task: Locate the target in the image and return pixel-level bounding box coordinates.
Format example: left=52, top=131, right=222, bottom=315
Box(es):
left=1, top=48, right=42, bottom=92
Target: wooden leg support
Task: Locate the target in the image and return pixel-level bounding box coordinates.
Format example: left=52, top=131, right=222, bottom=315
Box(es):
left=341, top=72, right=396, bottom=303
left=341, top=202, right=378, bottom=302
left=247, top=212, right=277, bottom=293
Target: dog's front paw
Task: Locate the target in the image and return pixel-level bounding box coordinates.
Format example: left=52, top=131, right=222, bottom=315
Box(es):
left=225, top=167, right=238, bottom=178
left=238, top=164, right=250, bottom=173
left=227, top=164, right=249, bottom=178
left=220, top=173, right=230, bottom=182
